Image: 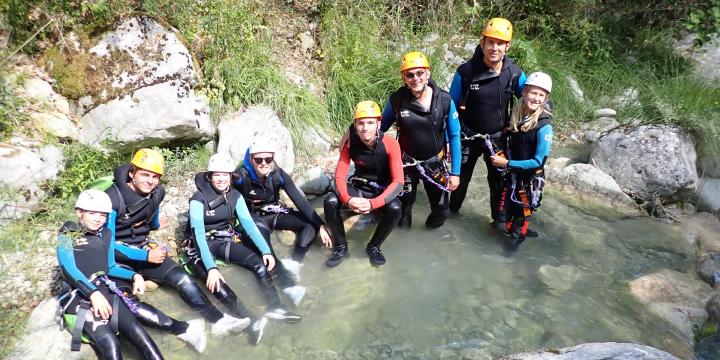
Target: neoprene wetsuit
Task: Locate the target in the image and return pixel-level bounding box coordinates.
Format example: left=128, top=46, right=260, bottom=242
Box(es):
left=324, top=125, right=404, bottom=250
left=187, top=172, right=285, bottom=312
left=106, top=164, right=226, bottom=324
left=235, top=149, right=326, bottom=265
left=57, top=221, right=168, bottom=360
left=448, top=45, right=526, bottom=222
left=381, top=78, right=461, bottom=228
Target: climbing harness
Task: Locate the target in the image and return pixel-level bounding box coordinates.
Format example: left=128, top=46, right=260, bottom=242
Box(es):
left=402, top=152, right=450, bottom=193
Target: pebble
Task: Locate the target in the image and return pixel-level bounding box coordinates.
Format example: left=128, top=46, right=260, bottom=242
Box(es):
left=595, top=108, right=617, bottom=118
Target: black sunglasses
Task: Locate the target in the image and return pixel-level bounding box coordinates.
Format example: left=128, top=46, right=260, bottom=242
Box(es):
left=253, top=156, right=274, bottom=165
left=404, top=70, right=426, bottom=79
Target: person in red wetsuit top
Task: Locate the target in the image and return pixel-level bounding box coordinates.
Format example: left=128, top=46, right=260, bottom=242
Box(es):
left=324, top=100, right=404, bottom=267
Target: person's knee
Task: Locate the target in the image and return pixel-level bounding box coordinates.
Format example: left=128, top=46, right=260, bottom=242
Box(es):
left=93, top=332, right=121, bottom=360
left=385, top=199, right=402, bottom=216
left=324, top=193, right=340, bottom=210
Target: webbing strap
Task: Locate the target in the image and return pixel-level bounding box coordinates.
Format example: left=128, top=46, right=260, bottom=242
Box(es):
left=110, top=296, right=119, bottom=333
left=518, top=190, right=532, bottom=217
left=70, top=303, right=90, bottom=351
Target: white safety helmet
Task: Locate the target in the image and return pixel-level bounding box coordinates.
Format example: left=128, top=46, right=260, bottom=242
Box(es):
left=525, top=72, right=552, bottom=94
left=75, top=189, right=113, bottom=213
left=207, top=153, right=236, bottom=173
left=248, top=142, right=275, bottom=155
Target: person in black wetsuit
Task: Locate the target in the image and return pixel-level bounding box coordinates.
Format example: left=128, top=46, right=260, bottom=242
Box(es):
left=380, top=51, right=462, bottom=229
left=185, top=153, right=301, bottom=344
left=57, top=189, right=205, bottom=359
left=448, top=18, right=528, bottom=232
left=234, top=144, right=331, bottom=297
left=105, top=148, right=248, bottom=337
left=491, top=72, right=553, bottom=247
left=324, top=100, right=405, bottom=267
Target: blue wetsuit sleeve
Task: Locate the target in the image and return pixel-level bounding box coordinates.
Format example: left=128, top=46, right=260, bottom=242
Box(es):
left=107, top=236, right=136, bottom=280
left=446, top=100, right=461, bottom=175
left=449, top=72, right=462, bottom=105
left=517, top=71, right=527, bottom=96
left=149, top=210, right=160, bottom=230
left=508, top=125, right=553, bottom=170
left=57, top=235, right=97, bottom=298
left=235, top=195, right=272, bottom=255
left=108, top=210, right=149, bottom=261
left=189, top=200, right=217, bottom=271
left=380, top=102, right=395, bottom=132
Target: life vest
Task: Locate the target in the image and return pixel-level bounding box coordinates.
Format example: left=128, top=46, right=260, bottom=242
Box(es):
left=105, top=164, right=164, bottom=245
left=507, top=112, right=552, bottom=177
left=58, top=221, right=112, bottom=288
left=191, top=172, right=243, bottom=232
left=347, top=124, right=393, bottom=187
left=389, top=78, right=451, bottom=161
left=234, top=166, right=284, bottom=212
left=457, top=46, right=523, bottom=135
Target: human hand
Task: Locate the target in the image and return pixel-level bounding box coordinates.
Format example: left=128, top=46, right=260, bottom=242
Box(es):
left=447, top=175, right=460, bottom=191
left=319, top=225, right=333, bottom=248
left=206, top=268, right=225, bottom=293
left=147, top=247, right=166, bottom=264
left=263, top=254, right=276, bottom=272
left=90, top=291, right=112, bottom=320
left=490, top=155, right=508, bottom=168
left=132, top=274, right=145, bottom=295
left=348, top=197, right=372, bottom=214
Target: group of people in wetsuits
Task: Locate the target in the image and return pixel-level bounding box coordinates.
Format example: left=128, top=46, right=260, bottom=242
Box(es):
left=55, top=17, right=554, bottom=359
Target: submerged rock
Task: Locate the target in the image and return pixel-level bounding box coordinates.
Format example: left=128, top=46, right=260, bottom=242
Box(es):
left=501, top=342, right=679, bottom=360
left=592, top=125, right=698, bottom=202
left=628, top=269, right=713, bottom=345
left=545, top=163, right=638, bottom=213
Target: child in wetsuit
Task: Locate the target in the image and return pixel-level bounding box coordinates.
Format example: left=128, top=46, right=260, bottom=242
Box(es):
left=490, top=72, right=553, bottom=246
left=57, top=189, right=206, bottom=359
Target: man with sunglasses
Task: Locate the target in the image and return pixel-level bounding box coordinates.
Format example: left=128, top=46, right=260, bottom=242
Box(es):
left=234, top=143, right=332, bottom=301
left=324, top=100, right=404, bottom=267
left=380, top=51, right=461, bottom=229
left=448, top=18, right=527, bottom=232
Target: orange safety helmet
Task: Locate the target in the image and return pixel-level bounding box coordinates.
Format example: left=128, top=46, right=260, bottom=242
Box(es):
left=353, top=100, right=382, bottom=121
left=483, top=17, right=513, bottom=42
left=130, top=148, right=165, bottom=175
left=399, top=51, right=431, bottom=73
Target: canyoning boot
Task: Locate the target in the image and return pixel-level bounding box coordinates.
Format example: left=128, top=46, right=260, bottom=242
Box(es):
left=265, top=308, right=302, bottom=323
left=178, top=319, right=207, bottom=353
left=325, top=244, right=348, bottom=267
left=248, top=317, right=269, bottom=345
left=524, top=228, right=539, bottom=237
left=211, top=314, right=251, bottom=337
left=366, top=246, right=386, bottom=266
left=425, top=212, right=446, bottom=229
left=282, top=285, right=306, bottom=306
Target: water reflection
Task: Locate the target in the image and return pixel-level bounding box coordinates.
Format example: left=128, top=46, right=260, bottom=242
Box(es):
left=134, top=166, right=693, bottom=359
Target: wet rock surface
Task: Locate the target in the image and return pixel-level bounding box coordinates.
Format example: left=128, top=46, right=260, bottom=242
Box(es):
left=592, top=125, right=698, bottom=202
left=501, top=342, right=680, bottom=360
left=545, top=163, right=638, bottom=213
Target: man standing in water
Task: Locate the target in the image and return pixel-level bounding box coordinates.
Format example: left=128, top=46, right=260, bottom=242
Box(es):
left=325, top=100, right=404, bottom=267
left=448, top=18, right=527, bottom=232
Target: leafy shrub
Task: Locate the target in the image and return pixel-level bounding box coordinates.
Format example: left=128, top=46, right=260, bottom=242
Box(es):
left=53, top=144, right=124, bottom=199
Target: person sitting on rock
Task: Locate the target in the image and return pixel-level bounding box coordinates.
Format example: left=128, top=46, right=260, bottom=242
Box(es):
left=234, top=143, right=332, bottom=293
left=185, top=153, right=302, bottom=343
left=57, top=189, right=206, bottom=359
left=491, top=72, right=553, bottom=247
left=324, top=100, right=404, bottom=267
left=106, top=148, right=249, bottom=338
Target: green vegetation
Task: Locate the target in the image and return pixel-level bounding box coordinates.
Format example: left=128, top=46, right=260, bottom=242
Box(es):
left=0, top=0, right=719, bottom=356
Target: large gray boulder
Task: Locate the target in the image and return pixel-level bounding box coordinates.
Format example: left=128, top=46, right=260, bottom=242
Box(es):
left=9, top=297, right=95, bottom=360
left=77, top=17, right=212, bottom=151
left=501, top=342, right=679, bottom=360
left=545, top=163, right=638, bottom=213
left=216, top=105, right=295, bottom=174
left=592, top=125, right=698, bottom=202
left=628, top=269, right=713, bottom=344
left=0, top=143, right=64, bottom=223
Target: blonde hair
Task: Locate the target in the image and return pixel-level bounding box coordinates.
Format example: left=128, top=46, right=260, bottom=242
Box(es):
left=508, top=95, right=552, bottom=133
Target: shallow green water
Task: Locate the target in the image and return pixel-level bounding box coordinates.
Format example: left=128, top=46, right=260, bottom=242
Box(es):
left=133, top=165, right=694, bottom=360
